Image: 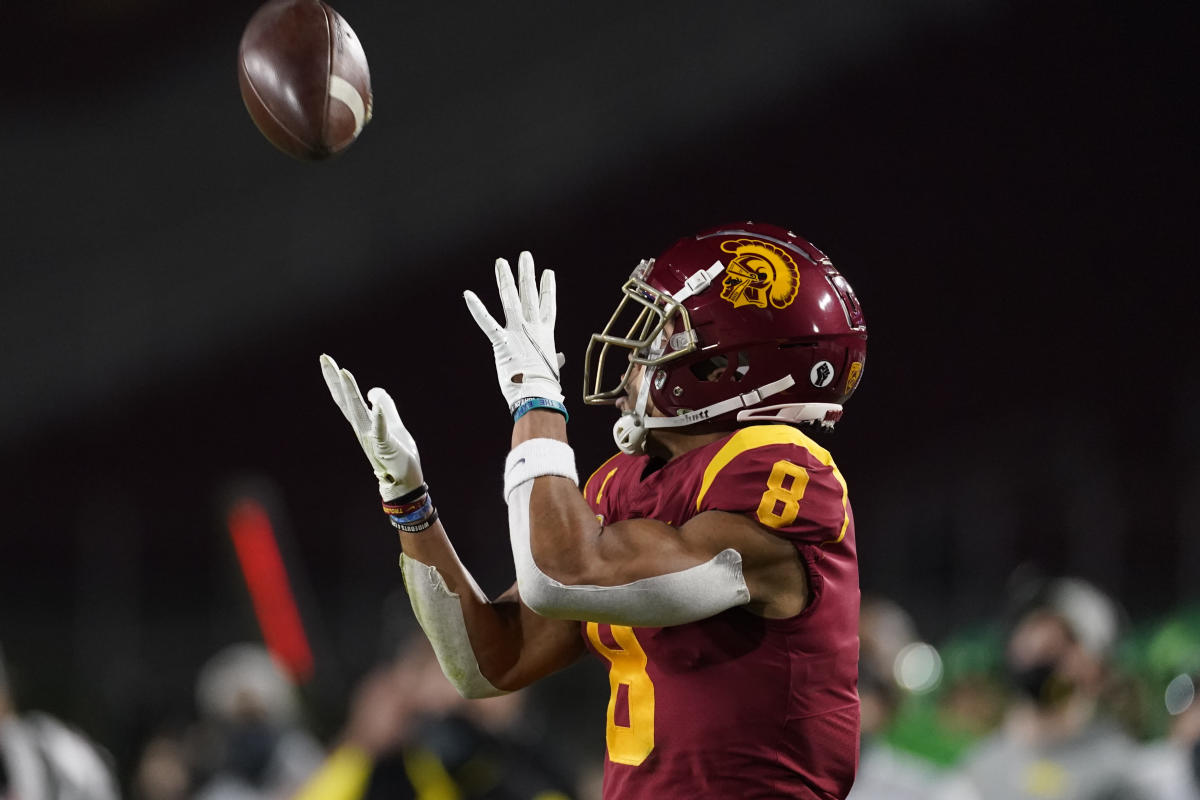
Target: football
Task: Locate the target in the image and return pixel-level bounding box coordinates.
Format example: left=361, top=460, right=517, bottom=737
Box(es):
left=237, top=0, right=373, bottom=160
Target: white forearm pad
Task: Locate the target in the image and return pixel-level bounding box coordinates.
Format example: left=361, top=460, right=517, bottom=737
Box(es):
left=503, top=439, right=750, bottom=626
left=398, top=554, right=507, bottom=699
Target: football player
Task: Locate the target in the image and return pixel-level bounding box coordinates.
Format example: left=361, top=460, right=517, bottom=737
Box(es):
left=321, top=222, right=868, bottom=798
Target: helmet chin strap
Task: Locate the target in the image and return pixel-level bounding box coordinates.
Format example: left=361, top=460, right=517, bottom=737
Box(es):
left=612, top=348, right=660, bottom=455
left=613, top=374, right=840, bottom=455
left=612, top=260, right=731, bottom=455
left=612, top=412, right=648, bottom=455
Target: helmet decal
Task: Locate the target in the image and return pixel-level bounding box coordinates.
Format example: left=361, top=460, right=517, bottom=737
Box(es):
left=810, top=360, right=835, bottom=388
left=845, top=361, right=863, bottom=394
left=718, top=238, right=800, bottom=310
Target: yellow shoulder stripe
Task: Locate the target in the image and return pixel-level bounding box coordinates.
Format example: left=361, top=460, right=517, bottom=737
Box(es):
left=696, top=425, right=850, bottom=544
left=584, top=452, right=622, bottom=502
left=595, top=467, right=620, bottom=504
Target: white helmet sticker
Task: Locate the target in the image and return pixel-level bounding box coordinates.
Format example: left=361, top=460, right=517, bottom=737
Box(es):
left=810, top=360, right=835, bottom=388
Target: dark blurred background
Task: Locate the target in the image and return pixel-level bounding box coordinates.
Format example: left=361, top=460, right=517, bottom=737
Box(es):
left=1, top=0, right=1197, bottom=791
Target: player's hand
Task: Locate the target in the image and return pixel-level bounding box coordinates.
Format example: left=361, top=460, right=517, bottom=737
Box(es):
left=320, top=354, right=423, bottom=501
left=463, top=251, right=565, bottom=413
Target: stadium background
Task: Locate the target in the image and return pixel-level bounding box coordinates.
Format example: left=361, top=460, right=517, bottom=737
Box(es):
left=1, top=0, right=1197, bottom=789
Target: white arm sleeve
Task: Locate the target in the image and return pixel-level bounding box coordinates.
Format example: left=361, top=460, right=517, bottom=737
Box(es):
left=398, top=554, right=507, bottom=698
left=503, top=438, right=750, bottom=627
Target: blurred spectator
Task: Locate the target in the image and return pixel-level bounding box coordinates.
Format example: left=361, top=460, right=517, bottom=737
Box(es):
left=131, top=729, right=190, bottom=800
left=0, top=641, right=121, bottom=800
left=291, top=633, right=459, bottom=800
left=846, top=595, right=943, bottom=799
left=936, top=576, right=1150, bottom=800
left=1133, top=671, right=1200, bottom=800
left=185, top=643, right=325, bottom=800
left=933, top=632, right=1008, bottom=745
left=293, top=633, right=576, bottom=800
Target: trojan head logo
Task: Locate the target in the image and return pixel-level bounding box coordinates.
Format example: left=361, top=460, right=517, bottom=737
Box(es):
left=718, top=238, right=800, bottom=309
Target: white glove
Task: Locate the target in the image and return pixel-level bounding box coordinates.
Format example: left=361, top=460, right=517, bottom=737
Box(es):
left=320, top=354, right=423, bottom=501
left=463, top=251, right=565, bottom=413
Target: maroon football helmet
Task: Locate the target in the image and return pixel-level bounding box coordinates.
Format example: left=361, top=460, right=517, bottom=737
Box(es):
left=583, top=222, right=867, bottom=453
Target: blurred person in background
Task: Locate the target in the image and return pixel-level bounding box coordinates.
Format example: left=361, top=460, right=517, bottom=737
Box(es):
left=132, top=727, right=191, bottom=800
left=936, top=576, right=1150, bottom=800
left=932, top=633, right=1008, bottom=751
left=846, top=595, right=942, bottom=799
left=321, top=224, right=869, bottom=798
left=293, top=632, right=576, bottom=800
left=187, top=643, right=325, bottom=800
left=0, top=641, right=121, bottom=800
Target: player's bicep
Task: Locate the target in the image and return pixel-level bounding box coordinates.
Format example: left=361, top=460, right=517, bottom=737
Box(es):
left=587, top=510, right=791, bottom=585
left=579, top=512, right=805, bottom=619
left=583, top=516, right=712, bottom=584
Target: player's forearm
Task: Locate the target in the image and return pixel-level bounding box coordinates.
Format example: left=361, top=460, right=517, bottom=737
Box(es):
left=395, top=522, right=524, bottom=695
left=510, top=410, right=603, bottom=581
left=397, top=523, right=488, bottom=602
left=397, top=521, right=576, bottom=691
left=512, top=406, right=568, bottom=447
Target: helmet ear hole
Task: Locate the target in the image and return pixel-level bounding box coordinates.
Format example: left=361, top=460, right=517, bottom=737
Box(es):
left=689, top=355, right=729, bottom=383
left=688, top=351, right=751, bottom=383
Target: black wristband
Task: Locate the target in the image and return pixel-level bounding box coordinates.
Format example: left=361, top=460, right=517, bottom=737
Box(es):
left=390, top=483, right=428, bottom=505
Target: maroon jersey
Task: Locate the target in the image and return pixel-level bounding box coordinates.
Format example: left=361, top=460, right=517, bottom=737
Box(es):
left=580, top=425, right=860, bottom=799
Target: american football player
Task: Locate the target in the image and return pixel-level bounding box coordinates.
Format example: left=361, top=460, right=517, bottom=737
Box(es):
left=322, top=221, right=868, bottom=798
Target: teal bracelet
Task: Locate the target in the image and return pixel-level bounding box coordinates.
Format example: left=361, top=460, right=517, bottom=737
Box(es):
left=512, top=397, right=569, bottom=422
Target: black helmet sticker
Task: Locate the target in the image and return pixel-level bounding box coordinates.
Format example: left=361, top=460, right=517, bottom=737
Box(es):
left=810, top=360, right=835, bottom=388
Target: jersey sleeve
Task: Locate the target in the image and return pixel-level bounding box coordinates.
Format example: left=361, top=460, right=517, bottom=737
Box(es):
left=694, top=426, right=850, bottom=546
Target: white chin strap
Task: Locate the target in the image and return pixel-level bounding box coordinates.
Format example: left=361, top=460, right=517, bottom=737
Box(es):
left=612, top=373, right=843, bottom=455
left=612, top=351, right=662, bottom=455
left=612, top=413, right=650, bottom=455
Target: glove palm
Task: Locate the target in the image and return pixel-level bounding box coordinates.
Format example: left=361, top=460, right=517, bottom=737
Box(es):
left=464, top=251, right=564, bottom=412
left=320, top=354, right=423, bottom=501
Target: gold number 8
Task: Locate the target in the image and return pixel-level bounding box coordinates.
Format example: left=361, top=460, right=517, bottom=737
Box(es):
left=756, top=459, right=809, bottom=528
left=587, top=623, right=655, bottom=766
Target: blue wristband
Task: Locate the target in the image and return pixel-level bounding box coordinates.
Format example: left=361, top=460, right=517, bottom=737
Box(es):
left=512, top=397, right=569, bottom=423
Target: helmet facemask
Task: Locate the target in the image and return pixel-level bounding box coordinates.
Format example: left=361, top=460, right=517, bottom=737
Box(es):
left=583, top=261, right=700, bottom=407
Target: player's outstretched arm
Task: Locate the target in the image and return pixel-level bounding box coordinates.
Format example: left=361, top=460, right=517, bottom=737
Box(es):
left=465, top=254, right=804, bottom=627
left=319, top=355, right=584, bottom=695
left=507, top=410, right=806, bottom=624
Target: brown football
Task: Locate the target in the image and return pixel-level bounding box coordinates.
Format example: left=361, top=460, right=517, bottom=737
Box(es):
left=238, top=0, right=372, bottom=160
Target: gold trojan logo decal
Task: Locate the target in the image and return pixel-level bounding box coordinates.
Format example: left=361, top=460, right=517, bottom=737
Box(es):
left=718, top=238, right=800, bottom=309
